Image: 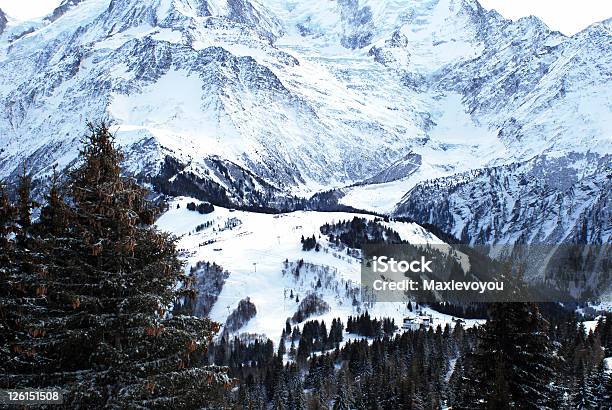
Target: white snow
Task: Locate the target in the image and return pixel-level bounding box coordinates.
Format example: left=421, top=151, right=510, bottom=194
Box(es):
left=605, top=357, right=612, bottom=374
left=582, top=318, right=601, bottom=334
left=0, top=0, right=609, bottom=273
left=157, top=197, right=483, bottom=343
left=110, top=70, right=209, bottom=137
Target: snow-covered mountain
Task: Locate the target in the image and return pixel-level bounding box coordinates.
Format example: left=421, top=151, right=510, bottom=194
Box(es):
left=0, top=0, right=417, bottom=193
left=0, top=0, right=610, bottom=247
left=395, top=153, right=611, bottom=246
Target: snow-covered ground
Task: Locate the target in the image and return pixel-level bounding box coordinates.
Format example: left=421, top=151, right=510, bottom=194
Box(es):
left=157, top=197, right=484, bottom=343
left=605, top=357, right=612, bottom=374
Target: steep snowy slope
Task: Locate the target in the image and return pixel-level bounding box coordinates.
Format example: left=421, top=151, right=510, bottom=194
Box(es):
left=339, top=6, right=611, bottom=212
left=395, top=153, right=611, bottom=245
left=0, top=0, right=425, bottom=194
left=386, top=12, right=612, bottom=252
left=157, top=197, right=484, bottom=342
left=393, top=153, right=612, bottom=299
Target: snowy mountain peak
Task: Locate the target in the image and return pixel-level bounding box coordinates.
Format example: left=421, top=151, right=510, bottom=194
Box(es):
left=101, top=0, right=217, bottom=28
left=88, top=0, right=283, bottom=39
left=267, top=0, right=493, bottom=52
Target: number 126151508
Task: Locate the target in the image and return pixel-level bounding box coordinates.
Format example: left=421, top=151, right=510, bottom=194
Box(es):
left=1, top=389, right=63, bottom=405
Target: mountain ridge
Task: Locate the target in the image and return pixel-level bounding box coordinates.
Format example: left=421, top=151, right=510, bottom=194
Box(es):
left=0, top=0, right=610, bottom=248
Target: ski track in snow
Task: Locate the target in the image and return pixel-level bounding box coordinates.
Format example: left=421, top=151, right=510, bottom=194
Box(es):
left=157, top=197, right=484, bottom=343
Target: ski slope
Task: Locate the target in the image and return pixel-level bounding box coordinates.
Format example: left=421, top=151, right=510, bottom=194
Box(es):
left=157, top=197, right=484, bottom=343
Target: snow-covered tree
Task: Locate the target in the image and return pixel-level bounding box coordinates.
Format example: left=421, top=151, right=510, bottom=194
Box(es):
left=472, top=302, right=558, bottom=409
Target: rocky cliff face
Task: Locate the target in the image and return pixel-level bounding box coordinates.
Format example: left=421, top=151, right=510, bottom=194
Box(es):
left=0, top=9, right=7, bottom=36
left=394, top=153, right=611, bottom=246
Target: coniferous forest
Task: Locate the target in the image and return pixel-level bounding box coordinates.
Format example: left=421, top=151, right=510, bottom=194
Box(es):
left=210, top=306, right=611, bottom=409
left=1, top=123, right=610, bottom=409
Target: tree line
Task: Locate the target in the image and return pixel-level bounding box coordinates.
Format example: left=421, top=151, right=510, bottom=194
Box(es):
left=2, top=122, right=609, bottom=409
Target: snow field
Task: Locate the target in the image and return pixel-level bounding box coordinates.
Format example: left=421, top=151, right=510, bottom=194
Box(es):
left=157, top=197, right=484, bottom=344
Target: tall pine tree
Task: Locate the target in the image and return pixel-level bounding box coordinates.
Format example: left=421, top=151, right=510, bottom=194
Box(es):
left=470, top=303, right=557, bottom=409
left=1, top=123, right=230, bottom=408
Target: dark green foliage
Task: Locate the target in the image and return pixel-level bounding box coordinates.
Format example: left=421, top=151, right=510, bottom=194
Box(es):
left=427, top=301, right=488, bottom=319
left=209, top=303, right=607, bottom=409
left=464, top=303, right=557, bottom=409
left=320, top=216, right=403, bottom=249
left=295, top=319, right=342, bottom=361
left=291, top=293, right=330, bottom=323
left=329, top=318, right=344, bottom=347
left=186, top=201, right=214, bottom=214
left=173, top=260, right=228, bottom=317
left=595, top=313, right=612, bottom=350
left=0, top=122, right=229, bottom=408
left=301, top=234, right=319, bottom=251
left=346, top=311, right=397, bottom=338
left=570, top=360, right=597, bottom=409
left=16, top=164, right=37, bottom=231
left=332, top=369, right=355, bottom=410
left=224, top=297, right=257, bottom=333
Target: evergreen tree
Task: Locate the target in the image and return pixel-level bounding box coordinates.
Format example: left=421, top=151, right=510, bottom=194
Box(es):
left=570, top=360, right=596, bottom=409
left=330, top=318, right=344, bottom=347
left=594, top=314, right=611, bottom=350
left=0, top=180, right=17, bottom=257
left=1, top=123, right=230, bottom=408
left=38, top=167, right=69, bottom=236
left=277, top=336, right=286, bottom=357
left=332, top=369, right=355, bottom=410
left=0, top=169, right=42, bottom=379
left=591, top=360, right=610, bottom=409
left=16, top=164, right=36, bottom=231
left=291, top=378, right=307, bottom=410
left=0, top=180, right=19, bottom=370
left=471, top=303, right=557, bottom=409
left=604, top=366, right=612, bottom=407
